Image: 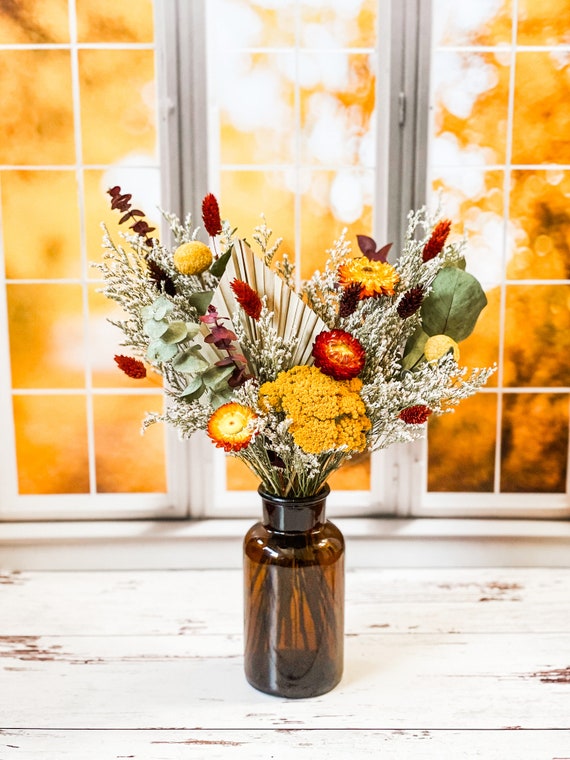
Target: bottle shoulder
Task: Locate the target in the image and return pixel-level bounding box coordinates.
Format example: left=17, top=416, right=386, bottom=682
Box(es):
left=244, top=520, right=344, bottom=566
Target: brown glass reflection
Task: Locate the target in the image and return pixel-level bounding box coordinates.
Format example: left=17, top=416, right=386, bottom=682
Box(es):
left=504, top=285, right=570, bottom=388
left=13, top=394, right=89, bottom=494
left=501, top=393, right=568, bottom=492
left=428, top=393, right=497, bottom=492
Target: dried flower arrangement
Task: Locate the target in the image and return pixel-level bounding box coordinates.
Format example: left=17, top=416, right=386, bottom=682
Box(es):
left=96, top=189, right=494, bottom=497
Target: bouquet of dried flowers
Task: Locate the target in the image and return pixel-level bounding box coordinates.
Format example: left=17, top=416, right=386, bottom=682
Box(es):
left=96, top=188, right=494, bottom=497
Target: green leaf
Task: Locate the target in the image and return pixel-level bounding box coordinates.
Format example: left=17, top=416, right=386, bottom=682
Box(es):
left=143, top=318, right=169, bottom=339
left=146, top=339, right=178, bottom=363
left=180, top=376, right=205, bottom=400
left=142, top=295, right=173, bottom=321
left=185, top=322, right=201, bottom=339
left=209, top=248, right=232, bottom=278
left=401, top=327, right=429, bottom=372
left=202, top=364, right=235, bottom=390
left=161, top=320, right=188, bottom=344
left=421, top=268, right=487, bottom=342
left=209, top=388, right=233, bottom=409
left=188, top=291, right=214, bottom=315
left=172, top=346, right=209, bottom=373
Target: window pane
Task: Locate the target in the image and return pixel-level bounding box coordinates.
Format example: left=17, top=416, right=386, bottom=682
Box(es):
left=501, top=393, right=568, bottom=493
left=7, top=284, right=86, bottom=389
left=504, top=285, right=570, bottom=388
left=301, top=0, right=377, bottom=48
left=76, top=0, right=154, bottom=43
left=512, top=51, right=570, bottom=165
left=79, top=49, right=157, bottom=165
left=428, top=393, right=497, bottom=492
left=2, top=171, right=81, bottom=280
left=517, top=0, right=570, bottom=45
left=13, top=394, right=89, bottom=495
left=432, top=0, right=512, bottom=47
left=431, top=50, right=510, bottom=167
left=509, top=170, right=570, bottom=280
left=0, top=50, right=75, bottom=165
left=93, top=395, right=166, bottom=493
left=0, top=0, right=69, bottom=44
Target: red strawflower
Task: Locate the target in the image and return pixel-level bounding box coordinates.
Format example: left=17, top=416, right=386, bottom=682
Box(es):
left=422, top=220, right=451, bottom=262
left=114, top=355, right=147, bottom=379
left=230, top=279, right=262, bottom=320
left=398, top=405, right=432, bottom=425
left=312, top=329, right=366, bottom=381
left=202, top=193, right=222, bottom=237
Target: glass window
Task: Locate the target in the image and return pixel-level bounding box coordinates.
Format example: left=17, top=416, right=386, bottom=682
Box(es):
left=0, top=0, right=171, bottom=518
left=423, top=0, right=570, bottom=516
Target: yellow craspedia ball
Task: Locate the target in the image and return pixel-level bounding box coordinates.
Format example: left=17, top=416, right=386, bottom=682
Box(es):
left=173, top=241, right=213, bottom=276
left=424, top=334, right=460, bottom=362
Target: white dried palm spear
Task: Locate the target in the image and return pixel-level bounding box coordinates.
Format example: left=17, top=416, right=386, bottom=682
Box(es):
left=213, top=239, right=328, bottom=368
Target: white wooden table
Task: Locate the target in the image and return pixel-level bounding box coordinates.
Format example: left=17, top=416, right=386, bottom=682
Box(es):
left=1, top=567, right=569, bottom=758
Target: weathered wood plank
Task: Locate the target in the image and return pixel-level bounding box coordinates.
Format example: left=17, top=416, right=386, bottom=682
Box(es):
left=1, top=729, right=569, bottom=759
left=1, top=568, right=569, bottom=635
left=1, top=632, right=569, bottom=729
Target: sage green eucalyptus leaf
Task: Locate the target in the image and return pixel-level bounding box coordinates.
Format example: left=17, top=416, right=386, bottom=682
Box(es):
left=185, top=322, right=201, bottom=339
left=143, top=318, right=169, bottom=339
left=401, top=326, right=429, bottom=372
left=147, top=339, right=178, bottom=363
left=161, top=320, right=189, bottom=344
left=209, top=248, right=232, bottom=278
left=202, top=364, right=235, bottom=390
left=172, top=346, right=210, bottom=373
left=180, top=376, right=205, bottom=400
left=142, top=295, right=173, bottom=321
left=209, top=388, right=234, bottom=409
left=421, top=267, right=487, bottom=342
left=188, top=291, right=214, bottom=315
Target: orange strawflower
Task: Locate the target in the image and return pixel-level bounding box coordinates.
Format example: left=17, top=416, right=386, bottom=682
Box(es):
left=230, top=279, right=262, bottom=320
left=338, top=257, right=399, bottom=298
left=207, top=402, right=257, bottom=452
left=312, top=329, right=365, bottom=381
left=422, top=220, right=451, bottom=262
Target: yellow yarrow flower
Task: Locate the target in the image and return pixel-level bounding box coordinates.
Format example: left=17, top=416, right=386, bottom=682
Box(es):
left=424, top=334, right=460, bottom=362
left=259, top=365, right=371, bottom=455
left=173, top=241, right=213, bottom=276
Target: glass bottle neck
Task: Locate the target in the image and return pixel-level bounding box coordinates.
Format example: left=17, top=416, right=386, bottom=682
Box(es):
left=259, top=485, right=330, bottom=533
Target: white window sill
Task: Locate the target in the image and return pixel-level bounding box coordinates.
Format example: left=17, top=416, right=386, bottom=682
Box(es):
left=1, top=517, right=570, bottom=570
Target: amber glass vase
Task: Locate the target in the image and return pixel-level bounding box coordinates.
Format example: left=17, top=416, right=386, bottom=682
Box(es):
left=243, top=484, right=345, bottom=698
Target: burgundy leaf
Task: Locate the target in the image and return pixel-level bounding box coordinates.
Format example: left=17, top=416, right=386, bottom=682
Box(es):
left=118, top=211, right=134, bottom=224
left=356, top=234, right=377, bottom=257
left=366, top=242, right=393, bottom=262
